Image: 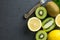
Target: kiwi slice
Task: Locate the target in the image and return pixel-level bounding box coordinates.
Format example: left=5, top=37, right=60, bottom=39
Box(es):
left=36, top=30, right=47, bottom=40
left=42, top=17, right=55, bottom=32
left=35, top=6, right=47, bottom=19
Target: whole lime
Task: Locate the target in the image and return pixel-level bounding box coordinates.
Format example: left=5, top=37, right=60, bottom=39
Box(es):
left=48, top=30, right=60, bottom=40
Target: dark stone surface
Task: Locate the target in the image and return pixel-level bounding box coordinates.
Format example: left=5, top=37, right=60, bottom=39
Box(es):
left=0, top=0, right=39, bottom=40
left=0, top=0, right=53, bottom=40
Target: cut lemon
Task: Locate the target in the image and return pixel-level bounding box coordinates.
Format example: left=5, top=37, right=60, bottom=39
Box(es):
left=55, top=14, right=60, bottom=27
left=27, top=17, right=42, bottom=32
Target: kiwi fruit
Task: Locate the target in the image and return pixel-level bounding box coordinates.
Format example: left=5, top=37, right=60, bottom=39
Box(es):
left=36, top=30, right=47, bottom=40
left=42, top=17, right=55, bottom=32
left=46, top=1, right=59, bottom=17
left=35, top=6, right=47, bottom=19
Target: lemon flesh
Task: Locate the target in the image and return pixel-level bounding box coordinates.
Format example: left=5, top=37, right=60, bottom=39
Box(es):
left=55, top=14, right=60, bottom=27
left=28, top=17, right=42, bottom=32
left=48, top=30, right=60, bottom=40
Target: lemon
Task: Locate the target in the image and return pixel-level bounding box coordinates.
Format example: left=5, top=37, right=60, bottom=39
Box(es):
left=28, top=17, right=42, bottom=32
left=48, top=30, right=60, bottom=40
left=55, top=14, right=60, bottom=27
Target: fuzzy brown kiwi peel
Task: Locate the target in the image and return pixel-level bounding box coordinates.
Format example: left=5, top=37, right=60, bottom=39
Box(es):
left=46, top=1, right=59, bottom=17
left=24, top=2, right=40, bottom=19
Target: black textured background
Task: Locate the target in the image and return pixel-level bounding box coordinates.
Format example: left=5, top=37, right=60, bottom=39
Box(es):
left=0, top=0, right=40, bottom=40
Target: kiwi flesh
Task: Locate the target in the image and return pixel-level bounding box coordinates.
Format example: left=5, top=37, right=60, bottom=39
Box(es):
left=36, top=30, right=47, bottom=40
left=42, top=17, right=55, bottom=32
left=35, top=7, right=47, bottom=19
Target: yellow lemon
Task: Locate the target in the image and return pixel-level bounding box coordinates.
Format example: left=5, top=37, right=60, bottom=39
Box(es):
left=28, top=17, right=42, bottom=32
left=48, top=30, right=60, bottom=40
left=55, top=14, right=60, bottom=27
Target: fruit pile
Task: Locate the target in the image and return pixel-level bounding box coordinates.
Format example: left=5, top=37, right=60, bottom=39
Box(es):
left=24, top=1, right=60, bottom=40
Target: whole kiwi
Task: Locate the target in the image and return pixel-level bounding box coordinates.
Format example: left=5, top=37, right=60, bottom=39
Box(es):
left=46, top=1, right=59, bottom=17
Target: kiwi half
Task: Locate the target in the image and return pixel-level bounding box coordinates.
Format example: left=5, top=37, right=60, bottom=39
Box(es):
left=36, top=30, right=47, bottom=40
left=35, top=7, right=47, bottom=19
left=42, top=17, right=55, bottom=32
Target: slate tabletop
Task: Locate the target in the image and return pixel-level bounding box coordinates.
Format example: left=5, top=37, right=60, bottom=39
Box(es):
left=0, top=0, right=41, bottom=40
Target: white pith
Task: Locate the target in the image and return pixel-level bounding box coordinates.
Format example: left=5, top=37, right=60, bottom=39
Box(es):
left=40, top=34, right=44, bottom=38
left=39, top=11, right=43, bottom=15
left=43, top=20, right=53, bottom=29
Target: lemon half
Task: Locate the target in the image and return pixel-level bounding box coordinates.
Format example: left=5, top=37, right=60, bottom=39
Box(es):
left=55, top=14, right=60, bottom=27
left=28, top=17, right=42, bottom=32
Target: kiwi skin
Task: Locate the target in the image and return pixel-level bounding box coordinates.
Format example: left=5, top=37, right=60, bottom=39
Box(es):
left=46, top=1, right=59, bottom=17
left=42, top=17, right=56, bottom=32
